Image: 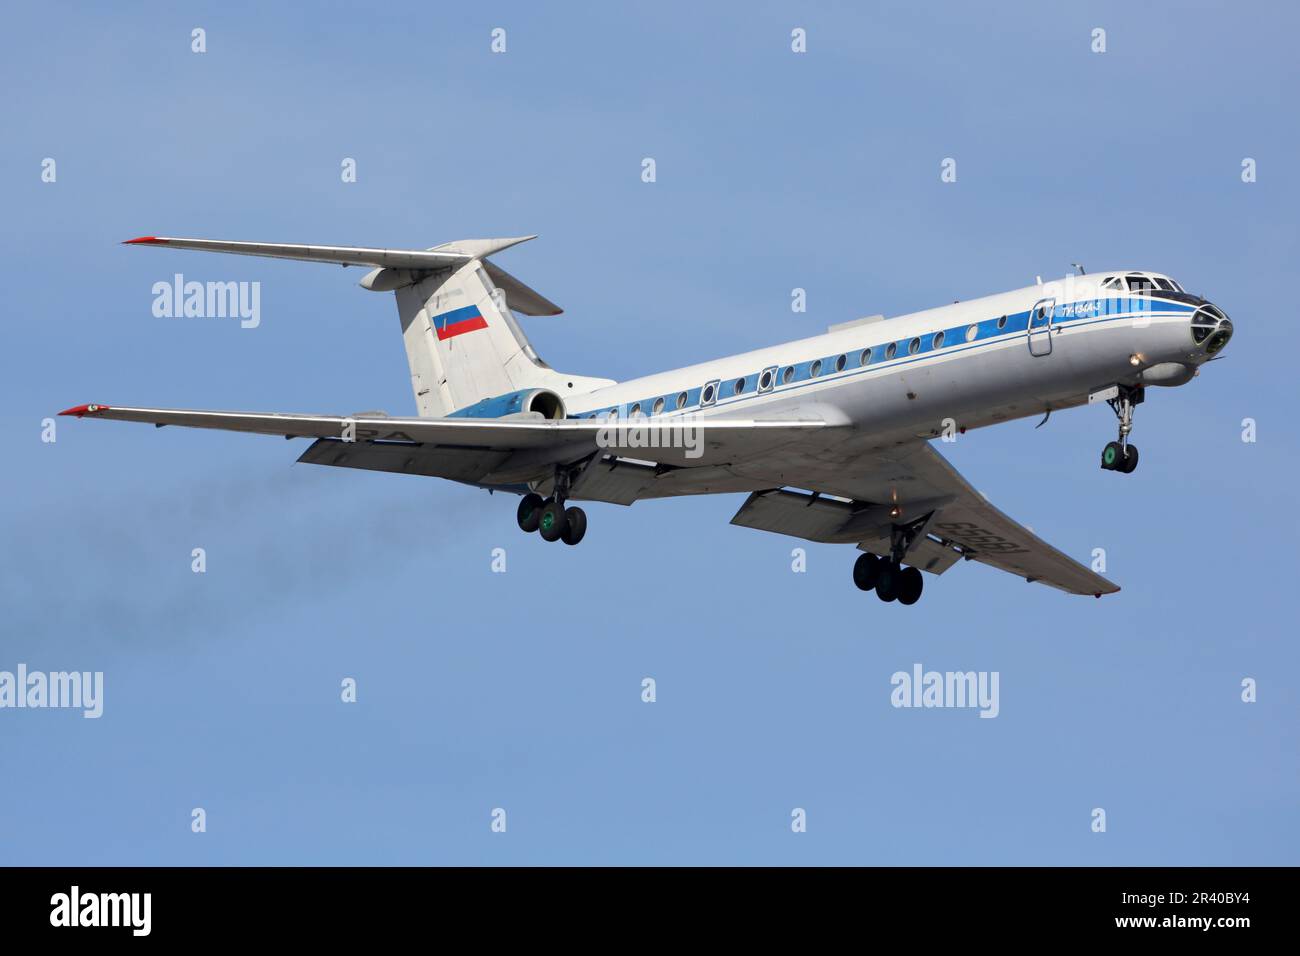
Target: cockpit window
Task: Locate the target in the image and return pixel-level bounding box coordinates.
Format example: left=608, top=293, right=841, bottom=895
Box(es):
left=1101, top=277, right=1120, bottom=289
left=1153, top=277, right=1173, bottom=291
left=1125, top=274, right=1154, bottom=294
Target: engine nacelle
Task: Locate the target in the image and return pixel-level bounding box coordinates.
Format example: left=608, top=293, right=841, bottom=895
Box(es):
left=448, top=388, right=567, bottom=420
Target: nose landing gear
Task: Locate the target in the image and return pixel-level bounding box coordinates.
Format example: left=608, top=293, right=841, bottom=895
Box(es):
left=1101, top=385, right=1143, bottom=474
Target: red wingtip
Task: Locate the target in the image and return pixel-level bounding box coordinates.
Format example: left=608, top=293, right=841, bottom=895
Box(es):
left=122, top=236, right=163, bottom=245
left=58, top=403, right=109, bottom=417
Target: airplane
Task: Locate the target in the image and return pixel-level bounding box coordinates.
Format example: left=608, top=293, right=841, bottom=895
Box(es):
left=60, top=235, right=1234, bottom=605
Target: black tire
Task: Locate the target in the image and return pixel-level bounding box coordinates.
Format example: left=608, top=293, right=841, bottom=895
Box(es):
left=538, top=499, right=568, bottom=542
left=1100, top=441, right=1123, bottom=470
left=516, top=493, right=545, bottom=533
left=875, top=561, right=900, bottom=602
left=897, top=566, right=924, bottom=605
left=1118, top=443, right=1139, bottom=474
left=560, top=506, right=587, bottom=546
left=853, top=552, right=880, bottom=591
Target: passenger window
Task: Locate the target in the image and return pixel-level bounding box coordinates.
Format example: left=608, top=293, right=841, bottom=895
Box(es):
left=859, top=348, right=871, bottom=366
left=733, top=377, right=745, bottom=395
left=701, top=381, right=718, bottom=406
left=908, top=337, right=920, bottom=355
left=933, top=331, right=945, bottom=349
left=781, top=366, right=794, bottom=384
left=675, top=391, right=688, bottom=409
left=652, top=397, right=665, bottom=415
left=810, top=359, right=823, bottom=377
left=885, top=342, right=897, bottom=360
left=964, top=324, right=978, bottom=342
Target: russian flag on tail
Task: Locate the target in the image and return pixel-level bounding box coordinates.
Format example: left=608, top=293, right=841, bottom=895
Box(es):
left=433, top=304, right=488, bottom=341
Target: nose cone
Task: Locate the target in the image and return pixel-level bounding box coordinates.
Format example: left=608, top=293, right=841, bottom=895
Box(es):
left=1191, top=304, right=1233, bottom=356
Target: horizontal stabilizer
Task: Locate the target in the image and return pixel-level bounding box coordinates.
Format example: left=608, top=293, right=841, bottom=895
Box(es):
left=122, top=235, right=536, bottom=272
left=123, top=234, right=564, bottom=316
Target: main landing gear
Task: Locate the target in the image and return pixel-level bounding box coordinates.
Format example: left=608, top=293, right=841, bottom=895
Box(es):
left=854, top=553, right=924, bottom=604
left=516, top=468, right=588, bottom=546
left=1101, top=385, right=1143, bottom=474
left=852, top=515, right=929, bottom=605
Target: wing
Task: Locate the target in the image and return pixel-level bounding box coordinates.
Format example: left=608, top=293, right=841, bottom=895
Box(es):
left=729, top=441, right=1117, bottom=596
left=58, top=403, right=835, bottom=480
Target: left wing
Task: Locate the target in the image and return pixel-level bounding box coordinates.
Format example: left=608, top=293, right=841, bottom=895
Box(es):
left=58, top=403, right=834, bottom=470
left=729, top=441, right=1117, bottom=596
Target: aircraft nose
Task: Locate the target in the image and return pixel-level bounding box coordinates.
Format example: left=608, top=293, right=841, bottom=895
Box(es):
left=1191, top=303, right=1233, bottom=355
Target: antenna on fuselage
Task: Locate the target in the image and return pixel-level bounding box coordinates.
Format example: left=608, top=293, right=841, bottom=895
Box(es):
left=1071, top=262, right=1087, bottom=275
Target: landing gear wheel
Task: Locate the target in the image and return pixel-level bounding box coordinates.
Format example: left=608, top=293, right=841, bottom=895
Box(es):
left=1118, top=443, right=1139, bottom=474
left=853, top=553, right=880, bottom=591
left=560, top=506, right=587, bottom=545
left=875, top=561, right=901, bottom=603
left=537, top=499, right=568, bottom=542
left=897, top=566, right=924, bottom=605
left=1103, top=386, right=1144, bottom=473
left=516, top=493, right=545, bottom=532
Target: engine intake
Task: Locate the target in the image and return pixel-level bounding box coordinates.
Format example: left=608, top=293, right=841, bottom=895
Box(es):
left=448, top=388, right=567, bottom=420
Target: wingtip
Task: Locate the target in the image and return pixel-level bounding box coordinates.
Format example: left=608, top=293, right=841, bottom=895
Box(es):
left=122, top=236, right=163, bottom=245
left=58, top=403, right=109, bottom=417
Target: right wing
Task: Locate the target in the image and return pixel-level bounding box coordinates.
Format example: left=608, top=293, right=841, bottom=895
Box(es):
left=730, top=442, right=1118, bottom=596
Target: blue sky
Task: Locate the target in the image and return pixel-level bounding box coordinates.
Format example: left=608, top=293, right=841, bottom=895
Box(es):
left=1, top=0, right=1296, bottom=864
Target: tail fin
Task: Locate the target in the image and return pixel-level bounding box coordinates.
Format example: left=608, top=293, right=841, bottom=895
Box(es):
left=123, top=234, right=614, bottom=418
left=378, top=238, right=612, bottom=417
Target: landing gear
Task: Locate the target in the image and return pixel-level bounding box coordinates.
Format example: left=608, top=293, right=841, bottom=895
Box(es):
left=1101, top=385, right=1143, bottom=474
left=851, top=514, right=932, bottom=605
left=853, top=553, right=880, bottom=591
left=875, top=560, right=901, bottom=603
left=897, top=566, right=924, bottom=605
left=1100, top=441, right=1138, bottom=473
left=516, top=493, right=544, bottom=533
left=560, top=506, right=587, bottom=546
left=519, top=464, right=591, bottom=545
left=537, top=499, right=567, bottom=542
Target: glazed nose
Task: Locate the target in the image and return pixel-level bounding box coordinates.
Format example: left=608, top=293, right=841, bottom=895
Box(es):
left=1191, top=304, right=1232, bottom=355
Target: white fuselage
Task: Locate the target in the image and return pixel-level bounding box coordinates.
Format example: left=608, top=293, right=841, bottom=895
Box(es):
left=564, top=271, right=1229, bottom=453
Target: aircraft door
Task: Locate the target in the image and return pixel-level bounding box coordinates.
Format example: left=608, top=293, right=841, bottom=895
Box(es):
left=1027, top=297, right=1055, bottom=357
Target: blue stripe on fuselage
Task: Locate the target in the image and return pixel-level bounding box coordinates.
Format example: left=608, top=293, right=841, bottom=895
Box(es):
left=567, top=297, right=1195, bottom=420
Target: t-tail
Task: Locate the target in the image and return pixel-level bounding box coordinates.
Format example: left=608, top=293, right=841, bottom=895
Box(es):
left=122, top=234, right=615, bottom=418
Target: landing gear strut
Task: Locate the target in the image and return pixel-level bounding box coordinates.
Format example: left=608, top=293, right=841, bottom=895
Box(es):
left=1101, top=385, right=1143, bottom=474
left=851, top=513, right=930, bottom=605
left=516, top=467, right=588, bottom=546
